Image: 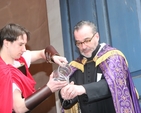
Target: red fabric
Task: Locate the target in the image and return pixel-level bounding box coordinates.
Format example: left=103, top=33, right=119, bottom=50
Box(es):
left=0, top=57, right=36, bottom=113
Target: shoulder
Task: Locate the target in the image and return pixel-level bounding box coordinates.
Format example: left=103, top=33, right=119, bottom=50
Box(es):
left=95, top=44, right=127, bottom=66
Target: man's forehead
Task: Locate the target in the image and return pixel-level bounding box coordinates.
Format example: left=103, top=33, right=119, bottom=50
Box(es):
left=17, top=34, right=27, bottom=39
left=16, top=34, right=27, bottom=43
left=75, top=26, right=92, bottom=33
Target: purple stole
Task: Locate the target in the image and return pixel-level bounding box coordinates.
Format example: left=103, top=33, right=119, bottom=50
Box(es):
left=97, top=44, right=141, bottom=113
left=70, top=44, right=141, bottom=113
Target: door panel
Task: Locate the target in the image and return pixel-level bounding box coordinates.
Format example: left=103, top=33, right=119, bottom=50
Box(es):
left=106, top=0, right=141, bottom=74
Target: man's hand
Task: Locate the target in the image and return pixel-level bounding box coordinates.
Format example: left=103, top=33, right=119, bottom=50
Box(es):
left=52, top=55, right=68, bottom=66
left=60, top=81, right=86, bottom=100
left=47, top=72, right=68, bottom=92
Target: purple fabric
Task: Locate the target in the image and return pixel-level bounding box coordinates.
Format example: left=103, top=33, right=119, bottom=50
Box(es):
left=70, top=44, right=141, bottom=113
left=69, top=65, right=77, bottom=77
left=98, top=44, right=141, bottom=113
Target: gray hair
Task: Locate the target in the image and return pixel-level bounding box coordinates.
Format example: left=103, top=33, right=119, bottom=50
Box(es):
left=74, top=20, right=97, bottom=34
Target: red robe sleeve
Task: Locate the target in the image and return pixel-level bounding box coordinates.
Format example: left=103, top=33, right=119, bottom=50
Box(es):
left=0, top=56, right=36, bottom=113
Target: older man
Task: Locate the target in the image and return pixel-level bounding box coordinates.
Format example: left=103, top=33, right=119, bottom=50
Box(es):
left=59, top=21, right=141, bottom=113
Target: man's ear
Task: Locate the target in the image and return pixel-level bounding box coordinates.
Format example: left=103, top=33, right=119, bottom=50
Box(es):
left=95, top=32, right=100, bottom=41
left=3, top=39, right=9, bottom=47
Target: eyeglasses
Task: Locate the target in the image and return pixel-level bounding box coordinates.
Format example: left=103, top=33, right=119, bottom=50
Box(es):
left=75, top=33, right=96, bottom=47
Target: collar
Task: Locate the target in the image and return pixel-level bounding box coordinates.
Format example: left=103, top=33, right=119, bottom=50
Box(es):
left=70, top=44, right=128, bottom=72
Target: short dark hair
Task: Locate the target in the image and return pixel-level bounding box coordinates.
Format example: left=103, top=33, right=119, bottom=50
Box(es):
left=0, top=23, right=30, bottom=48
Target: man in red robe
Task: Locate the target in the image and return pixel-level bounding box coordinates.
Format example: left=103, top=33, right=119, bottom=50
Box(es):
left=0, top=23, right=68, bottom=113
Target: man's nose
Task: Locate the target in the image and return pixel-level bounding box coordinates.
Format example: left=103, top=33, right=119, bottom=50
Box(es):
left=81, top=43, right=87, bottom=49
left=22, top=46, right=26, bottom=52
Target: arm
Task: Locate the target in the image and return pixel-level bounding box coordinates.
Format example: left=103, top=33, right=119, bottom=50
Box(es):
left=13, top=89, right=29, bottom=113
left=29, top=45, right=57, bottom=62
left=13, top=73, right=68, bottom=112
left=60, top=77, right=111, bottom=103
left=13, top=85, right=52, bottom=113
left=30, top=45, right=68, bottom=65
left=30, top=49, right=45, bottom=62
left=82, top=79, right=111, bottom=102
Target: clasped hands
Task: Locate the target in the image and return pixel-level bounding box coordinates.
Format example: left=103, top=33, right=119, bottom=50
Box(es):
left=60, top=81, right=86, bottom=100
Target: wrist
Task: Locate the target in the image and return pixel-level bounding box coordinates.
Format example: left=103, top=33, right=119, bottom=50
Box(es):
left=46, top=83, right=53, bottom=92
left=44, top=45, right=59, bottom=63
left=78, top=86, right=86, bottom=95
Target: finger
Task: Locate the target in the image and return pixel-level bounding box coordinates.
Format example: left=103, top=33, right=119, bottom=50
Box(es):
left=55, top=81, right=68, bottom=89
left=49, top=53, right=51, bottom=59
left=62, top=85, right=70, bottom=94
left=59, top=62, right=66, bottom=67
left=60, top=89, right=64, bottom=95
left=49, top=72, right=54, bottom=79
left=62, top=58, right=68, bottom=64
left=70, top=81, right=74, bottom=85
left=69, top=91, right=77, bottom=100
left=60, top=59, right=68, bottom=65
left=60, top=57, right=68, bottom=62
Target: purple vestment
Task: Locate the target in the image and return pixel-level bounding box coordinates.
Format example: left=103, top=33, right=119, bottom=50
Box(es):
left=97, top=44, right=141, bottom=113
left=70, top=44, right=141, bottom=113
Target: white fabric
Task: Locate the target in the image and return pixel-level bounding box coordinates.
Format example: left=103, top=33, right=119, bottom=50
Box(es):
left=13, top=83, right=21, bottom=92
left=97, top=73, right=102, bottom=82
left=96, top=43, right=105, bottom=82
left=96, top=43, right=106, bottom=56
left=21, top=50, right=31, bottom=68
left=12, top=50, right=32, bottom=92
